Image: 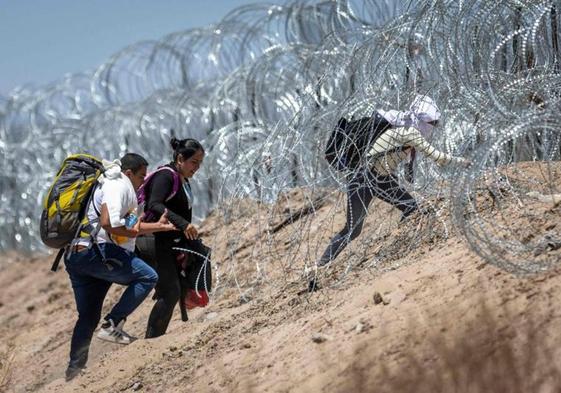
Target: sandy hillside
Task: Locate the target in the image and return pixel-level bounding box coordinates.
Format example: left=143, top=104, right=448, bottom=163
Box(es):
left=1, top=162, right=561, bottom=392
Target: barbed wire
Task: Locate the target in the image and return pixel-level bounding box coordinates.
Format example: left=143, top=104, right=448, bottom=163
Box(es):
left=0, top=0, right=560, bottom=286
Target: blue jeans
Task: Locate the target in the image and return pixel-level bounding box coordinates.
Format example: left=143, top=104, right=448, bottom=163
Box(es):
left=64, top=242, right=158, bottom=370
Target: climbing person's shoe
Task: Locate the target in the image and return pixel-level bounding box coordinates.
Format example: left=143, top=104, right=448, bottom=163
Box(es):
left=308, top=277, right=321, bottom=293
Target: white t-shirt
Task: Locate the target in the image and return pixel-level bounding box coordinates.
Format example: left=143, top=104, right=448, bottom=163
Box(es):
left=77, top=168, right=138, bottom=252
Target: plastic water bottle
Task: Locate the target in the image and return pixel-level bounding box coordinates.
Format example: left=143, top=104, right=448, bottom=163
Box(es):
left=125, top=212, right=138, bottom=228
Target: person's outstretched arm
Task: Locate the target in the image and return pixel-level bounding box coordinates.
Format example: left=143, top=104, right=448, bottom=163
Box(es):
left=138, top=210, right=176, bottom=234
left=375, top=127, right=467, bottom=166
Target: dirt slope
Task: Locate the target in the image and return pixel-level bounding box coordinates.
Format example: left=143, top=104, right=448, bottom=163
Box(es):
left=1, top=163, right=561, bottom=393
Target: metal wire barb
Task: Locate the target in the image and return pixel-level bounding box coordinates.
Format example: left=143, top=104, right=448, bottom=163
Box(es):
left=0, top=0, right=560, bottom=280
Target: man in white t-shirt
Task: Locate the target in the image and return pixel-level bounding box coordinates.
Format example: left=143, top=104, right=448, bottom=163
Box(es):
left=63, top=153, right=175, bottom=381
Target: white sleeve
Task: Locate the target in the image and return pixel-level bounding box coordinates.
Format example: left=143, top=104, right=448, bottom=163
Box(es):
left=369, top=129, right=401, bottom=157
left=100, top=181, right=127, bottom=228
left=395, top=128, right=465, bottom=166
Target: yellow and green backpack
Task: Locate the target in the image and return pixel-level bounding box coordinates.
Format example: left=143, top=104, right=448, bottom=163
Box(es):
left=40, top=154, right=104, bottom=271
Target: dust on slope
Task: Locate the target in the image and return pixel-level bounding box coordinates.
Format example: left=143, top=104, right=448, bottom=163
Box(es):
left=0, top=162, right=560, bottom=392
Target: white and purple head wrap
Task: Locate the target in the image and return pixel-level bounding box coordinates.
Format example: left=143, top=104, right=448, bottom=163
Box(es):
left=378, top=94, right=441, bottom=137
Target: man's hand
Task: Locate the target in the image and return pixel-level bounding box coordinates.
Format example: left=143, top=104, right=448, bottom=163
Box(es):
left=184, top=223, right=198, bottom=240
left=133, top=213, right=142, bottom=232
left=136, top=209, right=176, bottom=234
left=158, top=209, right=170, bottom=224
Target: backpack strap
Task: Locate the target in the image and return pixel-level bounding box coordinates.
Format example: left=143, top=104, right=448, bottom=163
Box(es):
left=136, top=166, right=182, bottom=223
left=50, top=248, right=66, bottom=272
left=159, top=167, right=181, bottom=202
left=55, top=182, right=106, bottom=272
left=92, top=193, right=101, bottom=217
left=86, top=185, right=115, bottom=268
left=179, top=289, right=189, bottom=322
left=138, top=166, right=181, bottom=203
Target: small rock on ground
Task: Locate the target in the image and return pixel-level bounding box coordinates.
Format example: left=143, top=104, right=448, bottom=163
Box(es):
left=311, top=333, right=329, bottom=343
left=373, top=292, right=383, bottom=304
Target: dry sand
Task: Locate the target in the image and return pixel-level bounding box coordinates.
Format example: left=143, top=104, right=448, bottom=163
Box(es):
left=1, top=163, right=561, bottom=392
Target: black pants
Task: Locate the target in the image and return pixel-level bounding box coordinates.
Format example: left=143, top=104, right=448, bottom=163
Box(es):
left=136, top=235, right=181, bottom=339
left=318, top=171, right=417, bottom=266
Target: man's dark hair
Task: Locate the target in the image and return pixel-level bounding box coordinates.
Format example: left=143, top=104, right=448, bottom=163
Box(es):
left=120, top=153, right=148, bottom=173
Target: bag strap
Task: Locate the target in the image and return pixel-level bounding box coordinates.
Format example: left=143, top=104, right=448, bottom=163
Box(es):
left=160, top=167, right=181, bottom=202
left=179, top=287, right=189, bottom=322
left=55, top=182, right=103, bottom=272
left=92, top=191, right=101, bottom=217
left=50, top=248, right=66, bottom=272
left=138, top=166, right=181, bottom=203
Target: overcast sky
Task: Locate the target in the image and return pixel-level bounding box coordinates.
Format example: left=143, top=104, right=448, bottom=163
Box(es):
left=0, top=0, right=276, bottom=95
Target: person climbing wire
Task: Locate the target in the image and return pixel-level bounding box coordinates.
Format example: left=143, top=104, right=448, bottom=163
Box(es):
left=315, top=94, right=469, bottom=281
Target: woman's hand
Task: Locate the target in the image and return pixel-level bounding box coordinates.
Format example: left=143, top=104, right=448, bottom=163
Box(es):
left=158, top=209, right=176, bottom=231
left=184, top=223, right=198, bottom=240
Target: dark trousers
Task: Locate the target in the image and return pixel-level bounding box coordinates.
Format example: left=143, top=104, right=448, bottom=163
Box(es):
left=137, top=235, right=212, bottom=338
left=64, top=243, right=158, bottom=370
left=140, top=236, right=182, bottom=338
left=318, top=171, right=417, bottom=266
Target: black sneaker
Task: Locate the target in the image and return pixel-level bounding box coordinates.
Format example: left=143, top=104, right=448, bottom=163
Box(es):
left=65, top=366, right=83, bottom=382
left=308, top=278, right=321, bottom=292
left=400, top=206, right=418, bottom=222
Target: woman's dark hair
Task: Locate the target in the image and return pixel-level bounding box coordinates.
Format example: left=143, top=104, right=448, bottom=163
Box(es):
left=170, top=137, right=204, bottom=162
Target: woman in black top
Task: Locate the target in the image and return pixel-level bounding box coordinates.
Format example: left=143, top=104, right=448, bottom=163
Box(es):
left=144, top=137, right=205, bottom=338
